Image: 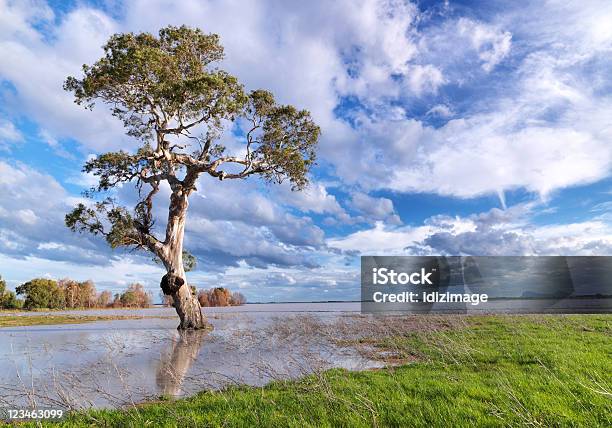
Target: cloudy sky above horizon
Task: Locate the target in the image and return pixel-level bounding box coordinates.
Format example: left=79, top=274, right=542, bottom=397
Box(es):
left=1, top=0, right=611, bottom=302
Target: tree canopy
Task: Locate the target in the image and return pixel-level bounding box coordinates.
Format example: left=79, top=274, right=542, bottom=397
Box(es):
left=0, top=275, right=21, bottom=309
left=64, top=25, right=320, bottom=259
left=16, top=278, right=65, bottom=310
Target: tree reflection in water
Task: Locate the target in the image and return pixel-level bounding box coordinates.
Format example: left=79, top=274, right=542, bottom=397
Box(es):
left=156, top=329, right=208, bottom=396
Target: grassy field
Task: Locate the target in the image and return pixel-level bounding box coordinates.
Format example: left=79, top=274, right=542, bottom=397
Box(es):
left=10, top=314, right=612, bottom=427
left=0, top=314, right=174, bottom=327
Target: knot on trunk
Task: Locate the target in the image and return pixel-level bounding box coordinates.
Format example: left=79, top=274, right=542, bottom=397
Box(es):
left=161, top=273, right=184, bottom=295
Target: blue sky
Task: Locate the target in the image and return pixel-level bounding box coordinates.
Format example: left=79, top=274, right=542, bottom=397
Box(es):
left=0, top=0, right=611, bottom=302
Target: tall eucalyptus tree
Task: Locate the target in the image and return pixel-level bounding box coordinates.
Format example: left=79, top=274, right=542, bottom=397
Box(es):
left=64, top=26, right=320, bottom=329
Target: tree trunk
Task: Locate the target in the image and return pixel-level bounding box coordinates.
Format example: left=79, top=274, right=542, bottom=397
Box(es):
left=172, top=277, right=206, bottom=330
left=161, top=191, right=208, bottom=330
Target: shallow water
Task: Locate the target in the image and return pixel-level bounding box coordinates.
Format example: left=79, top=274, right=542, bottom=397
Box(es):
left=0, top=301, right=361, bottom=317
left=0, top=304, right=377, bottom=409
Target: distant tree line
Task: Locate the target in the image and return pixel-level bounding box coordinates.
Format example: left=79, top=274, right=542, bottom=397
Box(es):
left=0, top=276, right=152, bottom=310
left=2, top=275, right=246, bottom=310
left=161, top=287, right=246, bottom=308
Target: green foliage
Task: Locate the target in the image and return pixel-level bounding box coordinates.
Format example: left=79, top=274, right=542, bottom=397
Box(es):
left=65, top=199, right=141, bottom=249
left=119, top=290, right=137, bottom=307
left=63, top=25, right=320, bottom=258
left=16, top=278, right=65, bottom=310
left=3, top=277, right=155, bottom=311
left=82, top=151, right=146, bottom=193
left=64, top=26, right=246, bottom=141
left=182, top=251, right=197, bottom=272
left=1, top=293, right=22, bottom=309
left=0, top=275, right=22, bottom=309
left=116, top=283, right=152, bottom=308
left=246, top=90, right=320, bottom=190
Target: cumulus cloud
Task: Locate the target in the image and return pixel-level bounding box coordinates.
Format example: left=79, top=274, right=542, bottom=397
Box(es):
left=276, top=181, right=347, bottom=217
left=0, top=161, right=113, bottom=265
left=457, top=18, right=512, bottom=72
left=188, top=261, right=361, bottom=302
left=330, top=203, right=612, bottom=256
left=3, top=0, right=609, bottom=201
left=388, top=117, right=611, bottom=198
left=349, top=192, right=401, bottom=225
left=0, top=159, right=329, bottom=292
left=0, top=0, right=129, bottom=151
left=404, top=64, right=446, bottom=95
left=332, top=3, right=612, bottom=198
left=426, top=104, right=454, bottom=118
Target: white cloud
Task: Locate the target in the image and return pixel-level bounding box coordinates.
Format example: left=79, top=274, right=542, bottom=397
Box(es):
left=277, top=181, right=346, bottom=217
left=457, top=18, right=512, bottom=72
left=426, top=104, right=453, bottom=118
left=405, top=64, right=446, bottom=95
left=329, top=204, right=612, bottom=256
left=0, top=2, right=129, bottom=152
left=16, top=208, right=38, bottom=225
left=0, top=161, right=120, bottom=267
left=329, top=221, right=431, bottom=254
left=0, top=252, right=166, bottom=294
left=0, top=0, right=54, bottom=43
left=332, top=2, right=612, bottom=198
left=389, top=122, right=611, bottom=198
left=349, top=192, right=401, bottom=225
left=0, top=118, right=23, bottom=150
left=2, top=0, right=610, bottom=202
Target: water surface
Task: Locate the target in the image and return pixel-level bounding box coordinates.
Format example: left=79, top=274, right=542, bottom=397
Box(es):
left=0, top=304, right=374, bottom=409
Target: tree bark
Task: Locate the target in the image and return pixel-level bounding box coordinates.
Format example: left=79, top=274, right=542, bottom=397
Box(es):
left=160, top=190, right=207, bottom=330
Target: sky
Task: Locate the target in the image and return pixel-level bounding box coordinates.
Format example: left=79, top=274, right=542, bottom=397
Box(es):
left=0, top=0, right=611, bottom=302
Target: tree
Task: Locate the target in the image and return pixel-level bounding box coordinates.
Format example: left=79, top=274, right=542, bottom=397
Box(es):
left=199, top=287, right=232, bottom=307
left=0, top=275, right=22, bottom=309
left=64, top=26, right=320, bottom=329
left=16, top=278, right=65, bottom=310
left=230, top=291, right=246, bottom=306
left=59, top=278, right=77, bottom=308
left=119, top=283, right=152, bottom=308
left=112, top=293, right=122, bottom=308
left=98, top=290, right=113, bottom=307
left=78, top=280, right=97, bottom=308
left=58, top=278, right=98, bottom=308
left=197, top=289, right=210, bottom=307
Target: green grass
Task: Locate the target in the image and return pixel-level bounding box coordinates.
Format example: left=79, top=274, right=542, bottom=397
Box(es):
left=12, top=314, right=612, bottom=427
left=0, top=314, right=175, bottom=327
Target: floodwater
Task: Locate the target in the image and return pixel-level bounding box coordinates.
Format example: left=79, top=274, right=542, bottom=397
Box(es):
left=1, top=300, right=609, bottom=409
left=0, top=304, right=378, bottom=409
